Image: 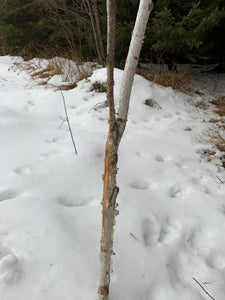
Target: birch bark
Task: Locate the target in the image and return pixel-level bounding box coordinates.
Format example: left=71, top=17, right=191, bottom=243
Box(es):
left=117, top=0, right=154, bottom=123
left=98, top=1, right=154, bottom=299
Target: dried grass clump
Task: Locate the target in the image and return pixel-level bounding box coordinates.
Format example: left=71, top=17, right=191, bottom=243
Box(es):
left=11, top=56, right=97, bottom=90
left=32, top=61, right=62, bottom=78
left=137, top=67, right=191, bottom=93
left=198, top=130, right=225, bottom=168
left=90, top=81, right=107, bottom=93
left=210, top=96, right=225, bottom=117
left=152, top=71, right=190, bottom=93
left=200, top=131, right=225, bottom=153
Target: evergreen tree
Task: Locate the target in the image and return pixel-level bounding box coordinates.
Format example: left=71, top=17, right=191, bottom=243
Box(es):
left=149, top=0, right=225, bottom=66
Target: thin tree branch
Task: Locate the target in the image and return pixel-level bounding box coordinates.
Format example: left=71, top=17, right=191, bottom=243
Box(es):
left=193, top=277, right=216, bottom=300
left=106, top=0, right=116, bottom=124
left=60, top=90, right=78, bottom=155
left=216, top=176, right=224, bottom=183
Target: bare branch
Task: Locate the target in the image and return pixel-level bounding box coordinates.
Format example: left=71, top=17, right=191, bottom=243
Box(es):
left=193, top=277, right=216, bottom=300
left=216, top=176, right=224, bottom=183
left=60, top=90, right=78, bottom=155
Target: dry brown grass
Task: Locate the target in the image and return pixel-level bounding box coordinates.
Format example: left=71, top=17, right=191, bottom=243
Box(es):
left=32, top=61, right=62, bottom=79
left=137, top=67, right=191, bottom=93
left=209, top=118, right=221, bottom=123
left=90, top=81, right=107, bottom=93
left=11, top=56, right=96, bottom=90
left=152, top=71, right=190, bottom=92
left=198, top=130, right=225, bottom=168
left=213, top=132, right=225, bottom=152
left=194, top=101, right=209, bottom=110
left=210, top=96, right=225, bottom=116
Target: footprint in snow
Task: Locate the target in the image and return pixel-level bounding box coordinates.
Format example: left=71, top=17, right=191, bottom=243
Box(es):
left=57, top=196, right=88, bottom=207
left=23, top=100, right=35, bottom=112
left=206, top=253, right=225, bottom=270
left=142, top=217, right=160, bottom=247
left=169, top=183, right=182, bottom=198
left=142, top=216, right=181, bottom=247
left=40, top=151, right=61, bottom=159
left=155, top=155, right=165, bottom=162
left=27, top=100, right=35, bottom=106
left=69, top=105, right=76, bottom=110
left=14, top=166, right=32, bottom=175
left=158, top=218, right=181, bottom=245
left=0, top=188, right=19, bottom=202
left=129, top=180, right=149, bottom=190
left=0, top=247, right=20, bottom=284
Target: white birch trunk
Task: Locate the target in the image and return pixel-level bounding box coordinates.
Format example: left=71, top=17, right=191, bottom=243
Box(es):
left=98, top=1, right=154, bottom=299
left=117, top=0, right=154, bottom=122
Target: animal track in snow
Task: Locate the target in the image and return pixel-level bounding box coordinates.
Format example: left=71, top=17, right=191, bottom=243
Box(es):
left=142, top=217, right=160, bottom=247
left=57, top=196, right=88, bottom=207
left=155, top=155, right=165, bottom=162
left=158, top=218, right=181, bottom=245
left=69, top=105, right=76, bottom=110
left=129, top=180, right=149, bottom=190
left=142, top=216, right=181, bottom=247
left=14, top=166, right=32, bottom=175
left=40, top=151, right=61, bottom=159
left=206, top=253, right=225, bottom=270
left=0, top=247, right=20, bottom=284
left=169, top=184, right=182, bottom=198
left=0, top=188, right=19, bottom=202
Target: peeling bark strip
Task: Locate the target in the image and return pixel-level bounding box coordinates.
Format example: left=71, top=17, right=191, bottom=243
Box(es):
left=98, top=1, right=154, bottom=299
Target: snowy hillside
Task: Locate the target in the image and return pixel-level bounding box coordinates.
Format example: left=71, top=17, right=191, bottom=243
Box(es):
left=0, top=56, right=225, bottom=300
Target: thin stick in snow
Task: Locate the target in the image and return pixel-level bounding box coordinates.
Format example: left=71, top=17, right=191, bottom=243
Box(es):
left=193, top=277, right=216, bottom=300
left=216, top=176, right=224, bottom=184
left=60, top=90, right=78, bottom=155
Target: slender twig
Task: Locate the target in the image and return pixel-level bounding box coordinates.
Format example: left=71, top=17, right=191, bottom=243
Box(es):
left=58, top=119, right=66, bottom=129
left=60, top=90, right=78, bottom=155
left=88, top=100, right=108, bottom=113
left=129, top=232, right=138, bottom=240
left=216, top=176, right=224, bottom=184
left=193, top=277, right=216, bottom=300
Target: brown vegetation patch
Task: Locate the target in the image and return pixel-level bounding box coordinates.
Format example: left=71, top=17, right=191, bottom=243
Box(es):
left=194, top=90, right=205, bottom=96
left=194, top=101, right=209, bottom=110
left=210, top=96, right=225, bottom=116
left=32, top=62, right=62, bottom=78
left=137, top=68, right=191, bottom=93
left=59, top=82, right=78, bottom=90
left=90, top=81, right=107, bottom=93
left=152, top=71, right=190, bottom=93
left=196, top=129, right=225, bottom=168
left=209, top=118, right=221, bottom=123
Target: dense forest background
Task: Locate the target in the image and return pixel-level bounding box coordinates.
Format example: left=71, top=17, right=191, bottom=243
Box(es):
left=0, top=0, right=224, bottom=69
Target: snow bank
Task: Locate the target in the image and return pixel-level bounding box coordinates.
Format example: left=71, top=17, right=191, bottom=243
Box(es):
left=0, top=56, right=225, bottom=300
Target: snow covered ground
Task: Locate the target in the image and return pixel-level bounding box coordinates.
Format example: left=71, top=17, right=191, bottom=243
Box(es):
left=0, top=56, right=225, bottom=300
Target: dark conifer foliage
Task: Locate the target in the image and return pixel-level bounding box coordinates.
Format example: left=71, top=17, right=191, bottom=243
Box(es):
left=0, top=0, right=224, bottom=68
